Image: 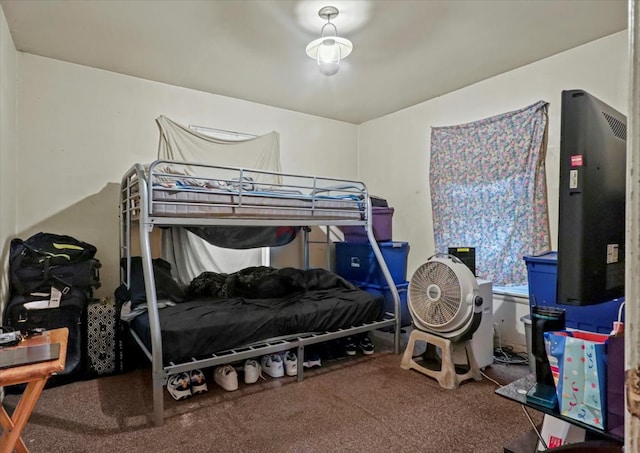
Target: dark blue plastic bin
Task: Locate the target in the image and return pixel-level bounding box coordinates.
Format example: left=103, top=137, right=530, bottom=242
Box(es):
left=524, top=252, right=624, bottom=333
left=335, top=241, right=409, bottom=286
left=353, top=281, right=411, bottom=328
left=352, top=282, right=411, bottom=327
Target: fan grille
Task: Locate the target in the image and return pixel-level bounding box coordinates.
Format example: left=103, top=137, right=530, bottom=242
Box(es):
left=410, top=261, right=462, bottom=327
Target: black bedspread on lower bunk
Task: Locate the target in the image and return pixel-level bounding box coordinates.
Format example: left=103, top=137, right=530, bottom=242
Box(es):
left=130, top=287, right=384, bottom=364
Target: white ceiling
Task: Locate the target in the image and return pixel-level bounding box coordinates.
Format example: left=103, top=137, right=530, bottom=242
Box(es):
left=0, top=0, right=628, bottom=124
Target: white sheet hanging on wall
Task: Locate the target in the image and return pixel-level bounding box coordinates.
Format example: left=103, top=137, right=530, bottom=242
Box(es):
left=156, top=115, right=281, bottom=286
left=157, top=115, right=282, bottom=184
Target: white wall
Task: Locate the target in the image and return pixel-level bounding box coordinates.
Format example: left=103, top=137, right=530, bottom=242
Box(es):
left=16, top=54, right=358, bottom=298
left=0, top=5, right=16, bottom=311
left=492, top=293, right=531, bottom=353
left=358, top=30, right=628, bottom=346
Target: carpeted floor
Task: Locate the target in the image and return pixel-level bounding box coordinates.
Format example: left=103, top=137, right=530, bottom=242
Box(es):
left=3, top=343, right=539, bottom=453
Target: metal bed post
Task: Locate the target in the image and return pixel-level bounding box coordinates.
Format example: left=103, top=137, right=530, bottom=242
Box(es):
left=325, top=226, right=332, bottom=270
left=626, top=0, right=639, bottom=446
left=119, top=175, right=130, bottom=292
left=136, top=166, right=166, bottom=426
left=364, top=197, right=401, bottom=354
left=302, top=227, right=310, bottom=270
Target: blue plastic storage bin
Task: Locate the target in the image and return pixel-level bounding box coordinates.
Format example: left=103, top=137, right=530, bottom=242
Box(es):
left=353, top=281, right=411, bottom=328
left=335, top=241, right=409, bottom=286
left=524, top=252, right=624, bottom=333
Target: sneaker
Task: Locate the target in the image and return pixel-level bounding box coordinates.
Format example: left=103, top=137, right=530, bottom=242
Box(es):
left=344, top=337, right=357, bottom=356
left=190, top=369, right=208, bottom=395
left=261, top=354, right=284, bottom=378
left=283, top=351, right=298, bottom=376
left=214, top=365, right=238, bottom=391
left=167, top=372, right=191, bottom=401
left=244, top=359, right=263, bottom=384
left=359, top=335, right=375, bottom=355
left=302, top=347, right=322, bottom=368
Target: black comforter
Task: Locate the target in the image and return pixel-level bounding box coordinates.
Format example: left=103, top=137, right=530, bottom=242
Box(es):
left=128, top=266, right=384, bottom=364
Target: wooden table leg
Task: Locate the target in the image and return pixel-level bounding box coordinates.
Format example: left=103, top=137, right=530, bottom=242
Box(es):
left=0, top=378, right=47, bottom=453
left=0, top=405, right=28, bottom=453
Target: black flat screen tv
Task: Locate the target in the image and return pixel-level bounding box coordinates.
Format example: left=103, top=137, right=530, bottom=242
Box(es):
left=557, top=89, right=627, bottom=306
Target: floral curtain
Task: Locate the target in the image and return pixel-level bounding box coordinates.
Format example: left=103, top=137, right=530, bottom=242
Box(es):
left=430, top=101, right=550, bottom=286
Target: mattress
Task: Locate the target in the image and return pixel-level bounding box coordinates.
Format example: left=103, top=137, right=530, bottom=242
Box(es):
left=147, top=187, right=363, bottom=219
left=129, top=288, right=384, bottom=364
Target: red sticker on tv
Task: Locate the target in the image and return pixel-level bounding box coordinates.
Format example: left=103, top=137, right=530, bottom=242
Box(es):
left=571, top=155, right=583, bottom=167
left=548, top=436, right=564, bottom=448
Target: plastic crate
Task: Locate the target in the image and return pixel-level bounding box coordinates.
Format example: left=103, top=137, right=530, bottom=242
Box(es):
left=524, top=252, right=624, bottom=333
left=354, top=281, right=411, bottom=328
left=340, top=207, right=394, bottom=242
left=335, top=241, right=409, bottom=286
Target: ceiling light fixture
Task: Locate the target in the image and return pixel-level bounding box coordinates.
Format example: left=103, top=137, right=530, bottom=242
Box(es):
left=305, top=6, right=353, bottom=76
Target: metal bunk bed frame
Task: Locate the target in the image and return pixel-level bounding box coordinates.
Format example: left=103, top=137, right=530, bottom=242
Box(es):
left=120, top=161, right=402, bottom=426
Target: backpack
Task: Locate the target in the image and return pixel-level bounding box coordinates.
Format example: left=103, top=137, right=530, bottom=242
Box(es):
left=10, top=232, right=99, bottom=295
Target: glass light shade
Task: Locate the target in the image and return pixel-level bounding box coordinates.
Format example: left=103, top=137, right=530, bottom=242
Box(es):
left=306, top=36, right=353, bottom=76
left=317, top=39, right=340, bottom=75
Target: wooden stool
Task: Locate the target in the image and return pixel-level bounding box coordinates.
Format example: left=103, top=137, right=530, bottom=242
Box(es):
left=400, top=329, right=481, bottom=389
left=0, top=328, right=68, bottom=453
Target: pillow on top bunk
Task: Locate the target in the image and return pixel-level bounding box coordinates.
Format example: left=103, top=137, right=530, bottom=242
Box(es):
left=148, top=163, right=241, bottom=191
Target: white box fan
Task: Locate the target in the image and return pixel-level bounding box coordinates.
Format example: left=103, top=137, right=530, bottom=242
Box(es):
left=400, top=253, right=484, bottom=389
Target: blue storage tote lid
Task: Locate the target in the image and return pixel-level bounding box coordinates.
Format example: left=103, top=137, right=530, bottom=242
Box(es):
left=523, top=251, right=557, bottom=264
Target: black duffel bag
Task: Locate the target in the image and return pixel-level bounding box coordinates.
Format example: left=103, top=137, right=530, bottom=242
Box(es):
left=9, top=232, right=100, bottom=295
left=11, top=258, right=101, bottom=295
